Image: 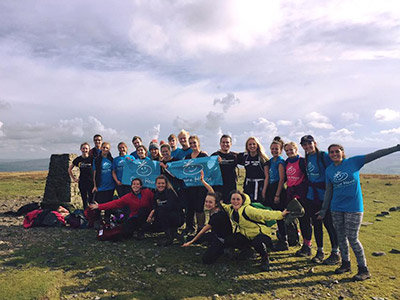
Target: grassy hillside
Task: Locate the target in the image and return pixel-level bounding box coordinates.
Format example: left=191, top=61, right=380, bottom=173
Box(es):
left=0, top=172, right=399, bottom=300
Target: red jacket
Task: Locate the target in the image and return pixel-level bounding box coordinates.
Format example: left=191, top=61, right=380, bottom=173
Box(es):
left=98, top=188, right=154, bottom=218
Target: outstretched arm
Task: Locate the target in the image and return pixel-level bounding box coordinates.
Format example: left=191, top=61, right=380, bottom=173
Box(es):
left=365, top=144, right=400, bottom=164
left=200, top=170, right=214, bottom=194
left=182, top=224, right=211, bottom=247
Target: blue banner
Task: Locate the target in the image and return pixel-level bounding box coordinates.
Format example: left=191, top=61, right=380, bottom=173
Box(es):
left=122, top=157, right=160, bottom=189
left=167, top=156, right=223, bottom=187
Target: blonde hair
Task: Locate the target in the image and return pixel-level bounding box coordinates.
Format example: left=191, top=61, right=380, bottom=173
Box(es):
left=178, top=129, right=190, bottom=138
left=245, top=137, right=269, bottom=164
left=284, top=141, right=298, bottom=152
left=189, top=135, right=201, bottom=148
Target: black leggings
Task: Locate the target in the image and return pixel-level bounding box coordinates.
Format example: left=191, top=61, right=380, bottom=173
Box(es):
left=301, top=200, right=338, bottom=249
left=122, top=207, right=151, bottom=238
left=78, top=181, right=93, bottom=209
left=184, top=186, right=206, bottom=231
left=201, top=232, right=225, bottom=264
left=225, top=233, right=273, bottom=257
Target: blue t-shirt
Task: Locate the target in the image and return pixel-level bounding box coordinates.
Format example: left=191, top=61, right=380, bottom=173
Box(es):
left=171, top=148, right=183, bottom=159
left=306, top=151, right=332, bottom=201
left=93, top=157, right=115, bottom=191
left=130, top=151, right=139, bottom=159
left=267, top=156, right=285, bottom=184
left=113, top=155, right=127, bottom=181
left=174, top=148, right=192, bottom=160
left=325, top=155, right=365, bottom=212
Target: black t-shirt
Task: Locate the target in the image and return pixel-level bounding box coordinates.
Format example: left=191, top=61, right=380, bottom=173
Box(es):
left=237, top=153, right=265, bottom=180
left=208, top=210, right=232, bottom=239
left=185, top=151, right=208, bottom=159
left=212, top=151, right=237, bottom=187
left=161, top=157, right=184, bottom=191
left=72, top=156, right=93, bottom=183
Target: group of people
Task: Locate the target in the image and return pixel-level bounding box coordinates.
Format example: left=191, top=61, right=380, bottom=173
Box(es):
left=68, top=130, right=400, bottom=280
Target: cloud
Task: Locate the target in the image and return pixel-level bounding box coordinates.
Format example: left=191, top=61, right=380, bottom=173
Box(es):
left=0, top=121, right=4, bottom=137
left=205, top=111, right=224, bottom=131
left=144, top=124, right=161, bottom=144
left=213, top=93, right=240, bottom=112
left=380, top=127, right=400, bottom=134
left=341, top=112, right=359, bottom=122
left=329, top=128, right=355, bottom=140
left=277, top=120, right=293, bottom=126
left=172, top=116, right=203, bottom=134
left=0, top=99, right=11, bottom=110
left=374, top=108, right=400, bottom=121
left=304, top=112, right=334, bottom=129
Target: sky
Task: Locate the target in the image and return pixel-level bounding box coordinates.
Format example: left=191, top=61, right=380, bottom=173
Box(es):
left=1, top=0, right=400, bottom=159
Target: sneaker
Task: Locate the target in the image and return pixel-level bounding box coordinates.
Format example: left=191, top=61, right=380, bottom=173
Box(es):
left=311, top=250, right=324, bottom=264
left=353, top=266, right=371, bottom=281
left=295, top=244, right=312, bottom=257
left=335, top=261, right=351, bottom=274
left=323, top=252, right=341, bottom=265
left=274, top=240, right=289, bottom=252
left=260, top=256, right=270, bottom=272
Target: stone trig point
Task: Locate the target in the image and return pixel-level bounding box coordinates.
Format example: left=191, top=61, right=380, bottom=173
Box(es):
left=41, top=154, right=81, bottom=210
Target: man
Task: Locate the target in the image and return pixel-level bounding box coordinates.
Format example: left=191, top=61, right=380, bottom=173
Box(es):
left=212, top=134, right=238, bottom=203
left=168, top=134, right=182, bottom=159
left=130, top=136, right=143, bottom=159
left=174, top=129, right=192, bottom=160
left=89, top=134, right=102, bottom=159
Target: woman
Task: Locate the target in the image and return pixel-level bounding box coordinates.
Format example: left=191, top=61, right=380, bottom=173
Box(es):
left=182, top=171, right=232, bottom=264
left=92, top=142, right=115, bottom=224
left=159, top=144, right=184, bottom=193
left=300, top=135, right=339, bottom=265
left=284, top=141, right=310, bottom=257
left=221, top=190, right=289, bottom=271
left=237, top=137, right=269, bottom=202
left=136, top=145, right=149, bottom=160
left=112, top=142, right=130, bottom=197
left=146, top=175, right=184, bottom=246
left=149, top=141, right=162, bottom=161
left=183, top=135, right=208, bottom=234
left=68, top=142, right=94, bottom=209
left=261, top=136, right=288, bottom=251
left=89, top=178, right=154, bottom=239
left=319, top=143, right=400, bottom=281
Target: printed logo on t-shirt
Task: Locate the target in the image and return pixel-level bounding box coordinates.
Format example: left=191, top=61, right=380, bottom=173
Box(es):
left=102, top=161, right=111, bottom=169
left=307, top=162, right=315, bottom=173
left=286, top=165, right=296, bottom=176
left=333, top=171, right=348, bottom=183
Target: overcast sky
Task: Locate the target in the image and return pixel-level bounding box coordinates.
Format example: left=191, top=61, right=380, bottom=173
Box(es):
left=1, top=0, right=400, bottom=159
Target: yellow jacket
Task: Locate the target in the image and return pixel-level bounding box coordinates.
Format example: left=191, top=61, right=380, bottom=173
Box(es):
left=221, top=193, right=284, bottom=240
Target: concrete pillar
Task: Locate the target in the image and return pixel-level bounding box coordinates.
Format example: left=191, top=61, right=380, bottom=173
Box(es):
left=42, top=153, right=81, bottom=210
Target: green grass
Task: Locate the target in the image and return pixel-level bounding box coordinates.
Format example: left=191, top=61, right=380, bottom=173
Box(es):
left=0, top=172, right=399, bottom=299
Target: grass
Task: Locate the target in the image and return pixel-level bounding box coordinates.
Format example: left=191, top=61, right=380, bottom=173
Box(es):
left=0, top=172, right=399, bottom=299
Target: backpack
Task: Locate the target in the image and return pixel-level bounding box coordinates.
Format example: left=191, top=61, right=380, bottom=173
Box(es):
left=242, top=203, right=277, bottom=228
left=66, top=209, right=88, bottom=229
left=16, top=202, right=40, bottom=216
left=32, top=210, right=65, bottom=227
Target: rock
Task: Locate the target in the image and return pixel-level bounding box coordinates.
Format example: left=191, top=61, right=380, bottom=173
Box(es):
left=199, top=273, right=207, bottom=277
left=389, top=207, right=397, bottom=212
left=332, top=280, right=339, bottom=284
left=361, top=222, right=373, bottom=226
left=385, top=182, right=392, bottom=186
left=308, top=267, right=315, bottom=274
left=380, top=211, right=389, bottom=215
left=212, top=294, right=219, bottom=300
left=373, top=200, right=385, bottom=203
left=389, top=276, right=396, bottom=280
left=371, top=297, right=386, bottom=300
left=389, top=248, right=400, bottom=254
left=376, top=214, right=384, bottom=217
left=372, top=252, right=386, bottom=256
left=376, top=218, right=383, bottom=221
left=103, top=289, right=107, bottom=293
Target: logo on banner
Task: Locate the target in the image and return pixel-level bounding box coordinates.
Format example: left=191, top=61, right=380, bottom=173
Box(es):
left=136, top=160, right=153, bottom=176
left=183, top=159, right=203, bottom=176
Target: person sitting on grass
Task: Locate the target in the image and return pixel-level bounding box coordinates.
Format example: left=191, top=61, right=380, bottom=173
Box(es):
left=221, top=190, right=290, bottom=271
left=145, top=175, right=185, bottom=246
left=182, top=170, right=232, bottom=264
left=89, top=178, right=154, bottom=240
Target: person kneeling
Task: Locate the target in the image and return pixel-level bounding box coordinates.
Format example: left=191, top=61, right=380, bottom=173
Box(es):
left=221, top=191, right=289, bottom=271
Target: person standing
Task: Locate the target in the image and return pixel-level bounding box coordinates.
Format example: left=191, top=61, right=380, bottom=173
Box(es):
left=237, top=137, right=269, bottom=202
left=68, top=142, right=94, bottom=209
left=319, top=143, right=400, bottom=281
left=130, top=136, right=144, bottom=159
left=89, top=134, right=102, bottom=159
left=212, top=134, right=238, bottom=203
left=174, top=130, right=192, bottom=160
left=168, top=134, right=183, bottom=159
left=112, top=142, right=130, bottom=197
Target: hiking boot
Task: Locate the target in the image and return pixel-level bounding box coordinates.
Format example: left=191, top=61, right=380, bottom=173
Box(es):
left=274, top=240, right=289, bottom=252
left=295, top=245, right=312, bottom=257
left=311, top=250, right=324, bottom=264
left=260, top=256, right=270, bottom=272
left=335, top=261, right=351, bottom=274
left=323, top=252, right=341, bottom=265
left=353, top=266, right=371, bottom=281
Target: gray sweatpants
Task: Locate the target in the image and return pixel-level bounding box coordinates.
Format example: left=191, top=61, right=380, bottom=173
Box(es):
left=331, top=211, right=367, bottom=267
